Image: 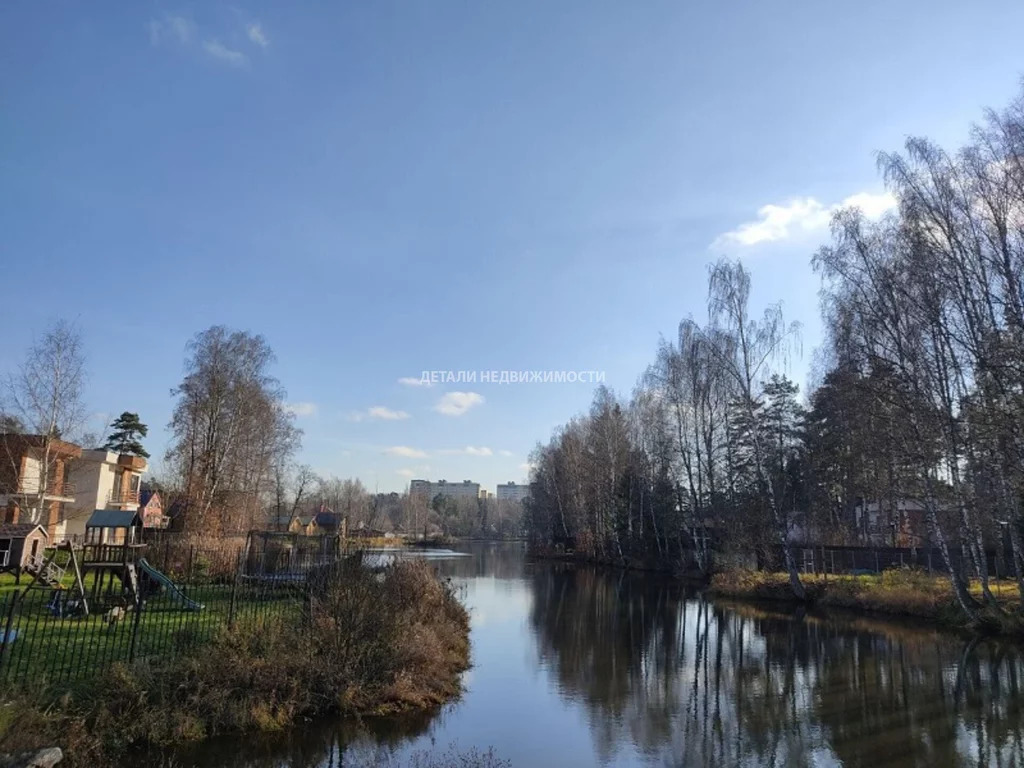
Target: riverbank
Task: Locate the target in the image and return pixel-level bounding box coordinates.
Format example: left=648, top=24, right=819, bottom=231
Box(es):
left=710, top=568, right=1024, bottom=634
left=0, top=559, right=470, bottom=768
left=526, top=546, right=697, bottom=577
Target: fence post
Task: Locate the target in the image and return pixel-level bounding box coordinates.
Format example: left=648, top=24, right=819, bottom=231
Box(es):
left=228, top=548, right=240, bottom=629
left=0, top=592, right=20, bottom=681
left=128, top=598, right=144, bottom=662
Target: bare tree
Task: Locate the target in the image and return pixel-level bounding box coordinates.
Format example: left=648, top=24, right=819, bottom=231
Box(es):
left=706, top=259, right=805, bottom=599
left=167, top=326, right=300, bottom=533
left=1, top=320, right=87, bottom=526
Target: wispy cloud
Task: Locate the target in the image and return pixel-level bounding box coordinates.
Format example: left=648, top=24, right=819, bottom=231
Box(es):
left=713, top=190, right=896, bottom=249
left=348, top=406, right=411, bottom=422
left=396, top=468, right=416, bottom=478
left=440, top=446, right=493, bottom=457
left=368, top=406, right=410, bottom=420
left=398, top=377, right=433, bottom=388
left=148, top=14, right=194, bottom=46
left=149, top=12, right=261, bottom=68
left=499, top=449, right=514, bottom=457
left=246, top=22, right=268, bottom=48
left=519, top=462, right=535, bottom=474
left=284, top=402, right=317, bottom=417
left=434, top=391, right=484, bottom=417
left=203, top=39, right=247, bottom=67
left=384, top=446, right=428, bottom=459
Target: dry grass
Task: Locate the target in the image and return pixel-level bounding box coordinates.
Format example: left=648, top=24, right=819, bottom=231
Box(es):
left=710, top=568, right=1024, bottom=631
left=0, top=559, right=470, bottom=767
left=348, top=537, right=406, bottom=549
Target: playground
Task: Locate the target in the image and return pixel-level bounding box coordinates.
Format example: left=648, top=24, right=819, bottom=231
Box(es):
left=0, top=532, right=338, bottom=686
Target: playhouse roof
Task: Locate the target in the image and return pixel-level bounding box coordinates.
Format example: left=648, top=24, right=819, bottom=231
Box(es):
left=85, top=509, right=143, bottom=529
left=0, top=523, right=47, bottom=539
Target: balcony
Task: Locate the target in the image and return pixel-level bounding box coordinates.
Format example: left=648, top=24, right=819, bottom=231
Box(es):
left=15, top=479, right=75, bottom=499
left=108, top=488, right=141, bottom=506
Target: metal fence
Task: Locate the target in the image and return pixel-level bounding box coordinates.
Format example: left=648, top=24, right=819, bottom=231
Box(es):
left=792, top=543, right=1017, bottom=578
left=0, top=533, right=347, bottom=688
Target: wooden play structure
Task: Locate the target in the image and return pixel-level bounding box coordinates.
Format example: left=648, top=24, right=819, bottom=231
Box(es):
left=22, top=541, right=90, bottom=617
left=0, top=523, right=51, bottom=583
left=18, top=510, right=197, bottom=617
left=79, top=510, right=146, bottom=609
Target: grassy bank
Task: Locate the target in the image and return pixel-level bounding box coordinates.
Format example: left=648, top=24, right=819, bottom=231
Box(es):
left=0, top=559, right=470, bottom=767
left=710, top=568, right=1024, bottom=633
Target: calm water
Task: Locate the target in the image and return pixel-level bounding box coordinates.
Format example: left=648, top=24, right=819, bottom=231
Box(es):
left=167, top=542, right=1024, bottom=767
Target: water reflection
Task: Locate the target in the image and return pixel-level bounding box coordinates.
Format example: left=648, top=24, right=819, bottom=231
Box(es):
left=529, top=564, right=1024, bottom=767
left=160, top=543, right=1024, bottom=768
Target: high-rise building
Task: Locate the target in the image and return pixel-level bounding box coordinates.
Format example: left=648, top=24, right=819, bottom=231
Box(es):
left=496, top=481, right=530, bottom=503
left=410, top=479, right=482, bottom=500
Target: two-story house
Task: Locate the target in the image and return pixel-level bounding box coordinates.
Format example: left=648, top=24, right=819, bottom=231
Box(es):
left=0, top=433, right=82, bottom=538
left=61, top=450, right=148, bottom=542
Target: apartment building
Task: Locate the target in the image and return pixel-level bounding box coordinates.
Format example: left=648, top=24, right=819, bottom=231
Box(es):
left=0, top=434, right=82, bottom=538
left=410, top=479, right=482, bottom=500
left=496, top=481, right=530, bottom=503
left=61, top=450, right=148, bottom=541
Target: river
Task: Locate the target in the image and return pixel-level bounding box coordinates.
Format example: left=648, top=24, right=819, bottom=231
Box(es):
left=165, top=541, right=1024, bottom=767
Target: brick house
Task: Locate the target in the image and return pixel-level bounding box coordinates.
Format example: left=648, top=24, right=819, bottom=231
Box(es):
left=0, top=433, right=82, bottom=538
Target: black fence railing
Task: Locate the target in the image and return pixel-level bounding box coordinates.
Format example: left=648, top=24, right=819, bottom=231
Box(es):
left=784, top=543, right=1018, bottom=578
left=0, top=534, right=351, bottom=689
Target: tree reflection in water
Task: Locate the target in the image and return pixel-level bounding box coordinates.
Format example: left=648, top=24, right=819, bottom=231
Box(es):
left=528, top=565, right=1024, bottom=767
left=149, top=545, right=1024, bottom=768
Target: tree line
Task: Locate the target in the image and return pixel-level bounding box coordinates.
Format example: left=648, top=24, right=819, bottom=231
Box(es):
left=2, top=322, right=525, bottom=538
left=525, top=86, right=1024, bottom=621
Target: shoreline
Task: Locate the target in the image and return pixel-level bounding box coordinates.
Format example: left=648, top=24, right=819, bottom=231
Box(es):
left=527, top=549, right=1024, bottom=636
left=708, top=569, right=1024, bottom=636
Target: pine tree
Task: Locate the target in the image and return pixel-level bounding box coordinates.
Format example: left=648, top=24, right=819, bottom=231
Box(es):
left=104, top=412, right=150, bottom=458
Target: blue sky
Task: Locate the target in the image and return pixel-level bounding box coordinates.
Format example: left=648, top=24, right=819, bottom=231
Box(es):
left=2, top=1, right=1023, bottom=492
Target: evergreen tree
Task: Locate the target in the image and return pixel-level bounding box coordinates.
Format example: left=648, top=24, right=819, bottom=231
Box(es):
left=103, top=412, right=150, bottom=458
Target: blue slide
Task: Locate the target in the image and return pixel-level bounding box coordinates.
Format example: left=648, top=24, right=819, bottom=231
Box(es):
left=137, top=558, right=203, bottom=611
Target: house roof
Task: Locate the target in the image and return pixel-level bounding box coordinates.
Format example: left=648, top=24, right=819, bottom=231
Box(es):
left=314, top=510, right=341, bottom=528
left=0, top=433, right=82, bottom=459
left=86, top=509, right=143, bottom=529
left=139, top=490, right=161, bottom=508
left=0, top=523, right=47, bottom=539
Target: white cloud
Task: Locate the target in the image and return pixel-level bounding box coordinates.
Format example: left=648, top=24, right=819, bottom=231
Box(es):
left=203, top=39, right=247, bottom=67
left=246, top=22, right=268, bottom=47
left=148, top=14, right=194, bottom=46
left=368, top=406, right=410, bottom=421
left=384, top=446, right=428, bottom=459
left=434, top=391, right=484, bottom=417
left=284, top=402, right=317, bottom=417
left=840, top=191, right=898, bottom=219
left=396, top=469, right=415, bottom=478
left=398, top=377, right=433, bottom=388
left=349, top=406, right=411, bottom=422
left=519, top=462, right=535, bottom=474
left=440, top=446, right=493, bottom=456
left=499, top=449, right=514, bottom=457
left=713, top=190, right=896, bottom=249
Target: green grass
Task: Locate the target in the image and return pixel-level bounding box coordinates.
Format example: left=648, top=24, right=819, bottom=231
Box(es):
left=0, top=560, right=306, bottom=688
